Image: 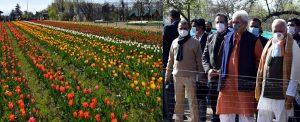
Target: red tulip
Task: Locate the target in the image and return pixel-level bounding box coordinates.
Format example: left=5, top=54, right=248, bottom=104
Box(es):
left=84, top=111, right=90, bottom=119
left=110, top=112, right=115, bottom=120
left=68, top=100, right=74, bottom=106
left=18, top=100, right=25, bottom=109
left=9, top=114, right=15, bottom=122
left=67, top=92, right=75, bottom=100
left=105, top=98, right=110, bottom=106
left=78, top=110, right=84, bottom=118
left=123, top=113, right=128, bottom=120
left=91, top=98, right=97, bottom=103
left=20, top=108, right=26, bottom=116
left=95, top=114, right=101, bottom=122
left=59, top=76, right=65, bottom=81
left=111, top=118, right=118, bottom=122
left=8, top=102, right=14, bottom=110
left=73, top=111, right=78, bottom=118
left=59, top=86, right=66, bottom=93
left=83, top=89, right=91, bottom=94
left=82, top=102, right=89, bottom=108
left=43, top=73, right=49, bottom=79
left=28, top=117, right=36, bottom=122
left=89, top=102, right=96, bottom=109
left=95, top=85, right=99, bottom=90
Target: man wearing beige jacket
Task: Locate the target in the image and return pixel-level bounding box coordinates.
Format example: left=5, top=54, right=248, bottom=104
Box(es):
left=165, top=20, right=204, bottom=122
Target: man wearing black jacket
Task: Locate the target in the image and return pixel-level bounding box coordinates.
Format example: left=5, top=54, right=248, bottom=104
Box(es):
left=202, top=13, right=229, bottom=122
left=163, top=9, right=180, bottom=121
left=163, top=10, right=181, bottom=69
left=190, top=18, right=209, bottom=121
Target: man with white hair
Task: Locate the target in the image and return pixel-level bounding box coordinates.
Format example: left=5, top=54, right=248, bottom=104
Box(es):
left=255, top=19, right=294, bottom=122
left=217, top=10, right=263, bottom=122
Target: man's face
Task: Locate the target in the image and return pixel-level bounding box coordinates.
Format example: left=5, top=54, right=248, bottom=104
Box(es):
left=191, top=22, right=198, bottom=31
left=287, top=21, right=296, bottom=27
left=273, top=23, right=286, bottom=36
left=206, top=22, right=212, bottom=31
left=232, top=17, right=247, bottom=32
left=249, top=20, right=260, bottom=28
left=287, top=21, right=298, bottom=33
left=215, top=16, right=227, bottom=28
left=178, top=23, right=189, bottom=31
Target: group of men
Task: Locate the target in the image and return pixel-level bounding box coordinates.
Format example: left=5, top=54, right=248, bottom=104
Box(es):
left=163, top=9, right=300, bottom=122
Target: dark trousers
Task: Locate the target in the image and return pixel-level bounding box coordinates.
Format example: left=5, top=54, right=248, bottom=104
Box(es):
left=289, top=100, right=300, bottom=122
left=163, top=69, right=175, bottom=122
left=196, top=81, right=208, bottom=122
left=198, top=97, right=207, bottom=122
left=208, top=81, right=220, bottom=122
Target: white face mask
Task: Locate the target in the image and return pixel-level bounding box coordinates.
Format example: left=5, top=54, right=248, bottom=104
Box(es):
left=178, top=29, right=189, bottom=37
left=216, top=23, right=225, bottom=32
left=287, top=26, right=296, bottom=35
left=272, top=32, right=284, bottom=43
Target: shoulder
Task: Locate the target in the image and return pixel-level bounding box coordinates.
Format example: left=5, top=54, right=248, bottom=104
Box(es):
left=208, top=32, right=217, bottom=38
left=189, top=37, right=198, bottom=42
left=207, top=33, right=217, bottom=42
left=244, top=31, right=259, bottom=42
left=246, top=31, right=258, bottom=38
left=163, top=25, right=171, bottom=31
left=224, top=31, right=234, bottom=41
left=294, top=33, right=300, bottom=41
left=172, top=38, right=179, bottom=45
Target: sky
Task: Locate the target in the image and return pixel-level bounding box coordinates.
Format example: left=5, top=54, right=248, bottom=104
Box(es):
left=0, top=0, right=53, bottom=15
left=0, top=0, right=130, bottom=15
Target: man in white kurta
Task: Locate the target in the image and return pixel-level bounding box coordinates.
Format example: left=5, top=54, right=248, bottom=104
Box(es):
left=255, top=19, right=294, bottom=122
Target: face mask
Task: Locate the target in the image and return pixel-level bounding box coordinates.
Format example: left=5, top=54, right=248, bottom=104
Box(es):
left=216, top=23, right=225, bottom=33
left=287, top=26, right=296, bottom=35
left=190, top=27, right=197, bottom=36
left=178, top=29, right=189, bottom=37
left=272, top=32, right=284, bottom=43
left=233, top=24, right=241, bottom=31
left=249, top=27, right=260, bottom=36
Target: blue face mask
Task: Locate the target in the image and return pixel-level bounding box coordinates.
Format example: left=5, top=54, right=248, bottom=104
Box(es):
left=249, top=27, right=260, bottom=36
left=190, top=27, right=197, bottom=36
left=233, top=24, right=241, bottom=31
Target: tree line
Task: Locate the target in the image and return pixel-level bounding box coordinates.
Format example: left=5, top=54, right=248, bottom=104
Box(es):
left=48, top=0, right=163, bottom=21
left=0, top=0, right=163, bottom=22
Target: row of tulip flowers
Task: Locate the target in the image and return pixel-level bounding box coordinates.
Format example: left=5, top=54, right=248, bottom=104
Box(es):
left=33, top=20, right=162, bottom=46
left=7, top=21, right=162, bottom=121
left=0, top=22, right=37, bottom=121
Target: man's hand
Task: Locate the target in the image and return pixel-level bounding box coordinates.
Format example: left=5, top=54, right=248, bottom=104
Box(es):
left=285, top=95, right=294, bottom=110
left=208, top=69, right=219, bottom=80
left=164, top=79, right=169, bottom=84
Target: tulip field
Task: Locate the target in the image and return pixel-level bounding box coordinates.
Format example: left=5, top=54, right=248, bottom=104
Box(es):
left=0, top=21, right=162, bottom=121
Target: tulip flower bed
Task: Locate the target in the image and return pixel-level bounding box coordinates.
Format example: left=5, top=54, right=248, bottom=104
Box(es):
left=0, top=23, right=37, bottom=121
left=2, top=21, right=162, bottom=121
left=33, top=20, right=162, bottom=46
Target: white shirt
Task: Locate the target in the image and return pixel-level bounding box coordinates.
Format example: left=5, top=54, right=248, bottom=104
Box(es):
left=286, top=40, right=300, bottom=97
left=193, top=33, right=204, bottom=42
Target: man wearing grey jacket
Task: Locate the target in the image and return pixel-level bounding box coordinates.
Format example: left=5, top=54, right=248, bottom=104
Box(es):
left=165, top=20, right=205, bottom=122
